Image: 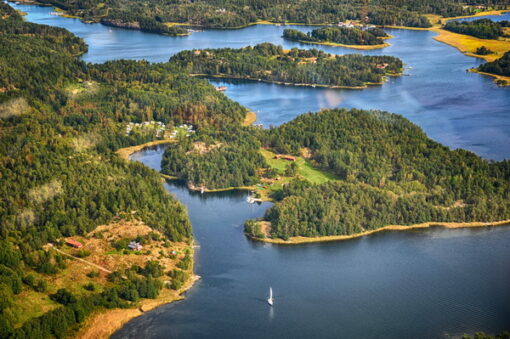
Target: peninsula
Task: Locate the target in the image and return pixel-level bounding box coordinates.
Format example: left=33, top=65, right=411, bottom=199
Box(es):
left=282, top=27, right=391, bottom=50
left=475, top=50, right=510, bottom=86
left=241, top=108, right=510, bottom=243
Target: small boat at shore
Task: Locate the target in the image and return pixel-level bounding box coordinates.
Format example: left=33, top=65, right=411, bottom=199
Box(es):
left=246, top=195, right=262, bottom=204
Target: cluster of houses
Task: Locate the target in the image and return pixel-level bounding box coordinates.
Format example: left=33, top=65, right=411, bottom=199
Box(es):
left=337, top=21, right=376, bottom=29
left=169, top=124, right=195, bottom=138
left=125, top=121, right=166, bottom=137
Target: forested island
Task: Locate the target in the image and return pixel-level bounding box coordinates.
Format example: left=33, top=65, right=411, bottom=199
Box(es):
left=241, top=108, right=510, bottom=241
left=282, top=27, right=390, bottom=48
left=169, top=43, right=403, bottom=88
left=444, top=18, right=510, bottom=39
left=23, top=0, right=508, bottom=34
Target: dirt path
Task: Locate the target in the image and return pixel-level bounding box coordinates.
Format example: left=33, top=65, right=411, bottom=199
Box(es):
left=48, top=244, right=112, bottom=273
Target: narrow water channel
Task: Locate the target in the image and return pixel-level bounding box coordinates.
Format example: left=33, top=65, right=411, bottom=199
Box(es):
left=116, top=145, right=510, bottom=339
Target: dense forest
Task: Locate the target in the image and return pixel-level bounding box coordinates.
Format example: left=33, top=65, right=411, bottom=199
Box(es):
left=2, top=0, right=510, bottom=334
left=99, top=9, right=188, bottom=35
left=478, top=50, right=510, bottom=76
left=243, top=108, right=510, bottom=240
left=170, top=43, right=403, bottom=87
left=32, top=0, right=509, bottom=33
left=443, top=19, right=510, bottom=39
left=462, top=332, right=510, bottom=339
left=161, top=127, right=266, bottom=189
left=0, top=3, right=252, bottom=335
left=283, top=27, right=388, bottom=46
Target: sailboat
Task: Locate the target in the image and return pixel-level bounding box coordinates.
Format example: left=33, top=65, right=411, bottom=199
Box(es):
left=267, top=287, right=274, bottom=306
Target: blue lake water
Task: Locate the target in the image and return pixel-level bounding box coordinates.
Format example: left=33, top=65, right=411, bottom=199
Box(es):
left=9, top=3, right=510, bottom=337
left=10, top=2, right=510, bottom=159
left=122, top=146, right=510, bottom=339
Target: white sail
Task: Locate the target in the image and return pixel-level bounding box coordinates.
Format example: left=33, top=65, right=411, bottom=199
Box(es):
left=268, top=287, right=274, bottom=306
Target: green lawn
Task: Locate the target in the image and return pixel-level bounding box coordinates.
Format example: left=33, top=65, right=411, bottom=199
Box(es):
left=260, top=148, right=337, bottom=185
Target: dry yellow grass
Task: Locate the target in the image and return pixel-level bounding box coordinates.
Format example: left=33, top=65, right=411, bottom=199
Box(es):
left=243, top=111, right=257, bottom=126
left=56, top=220, right=198, bottom=339
left=431, top=28, right=510, bottom=62
left=253, top=219, right=510, bottom=245
left=15, top=219, right=197, bottom=336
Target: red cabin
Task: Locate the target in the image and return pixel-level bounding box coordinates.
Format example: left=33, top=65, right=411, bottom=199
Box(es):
left=66, top=238, right=83, bottom=248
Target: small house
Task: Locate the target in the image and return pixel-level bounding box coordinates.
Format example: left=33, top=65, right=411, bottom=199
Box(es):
left=66, top=238, right=83, bottom=249
left=128, top=241, right=143, bottom=251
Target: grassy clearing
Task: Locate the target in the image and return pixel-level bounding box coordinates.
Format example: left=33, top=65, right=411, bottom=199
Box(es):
left=252, top=148, right=337, bottom=200
left=14, top=220, right=194, bottom=333
left=261, top=148, right=335, bottom=184
left=242, top=111, right=257, bottom=126
left=428, top=9, right=510, bottom=62
left=187, top=148, right=337, bottom=199
left=431, top=28, right=510, bottom=62
left=13, top=290, right=59, bottom=328
left=66, top=81, right=99, bottom=97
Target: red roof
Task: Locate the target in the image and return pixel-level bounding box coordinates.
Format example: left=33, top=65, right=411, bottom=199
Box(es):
left=66, top=238, right=83, bottom=248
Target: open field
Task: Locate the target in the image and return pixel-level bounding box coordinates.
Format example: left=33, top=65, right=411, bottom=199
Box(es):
left=251, top=148, right=337, bottom=200
left=431, top=28, right=510, bottom=62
